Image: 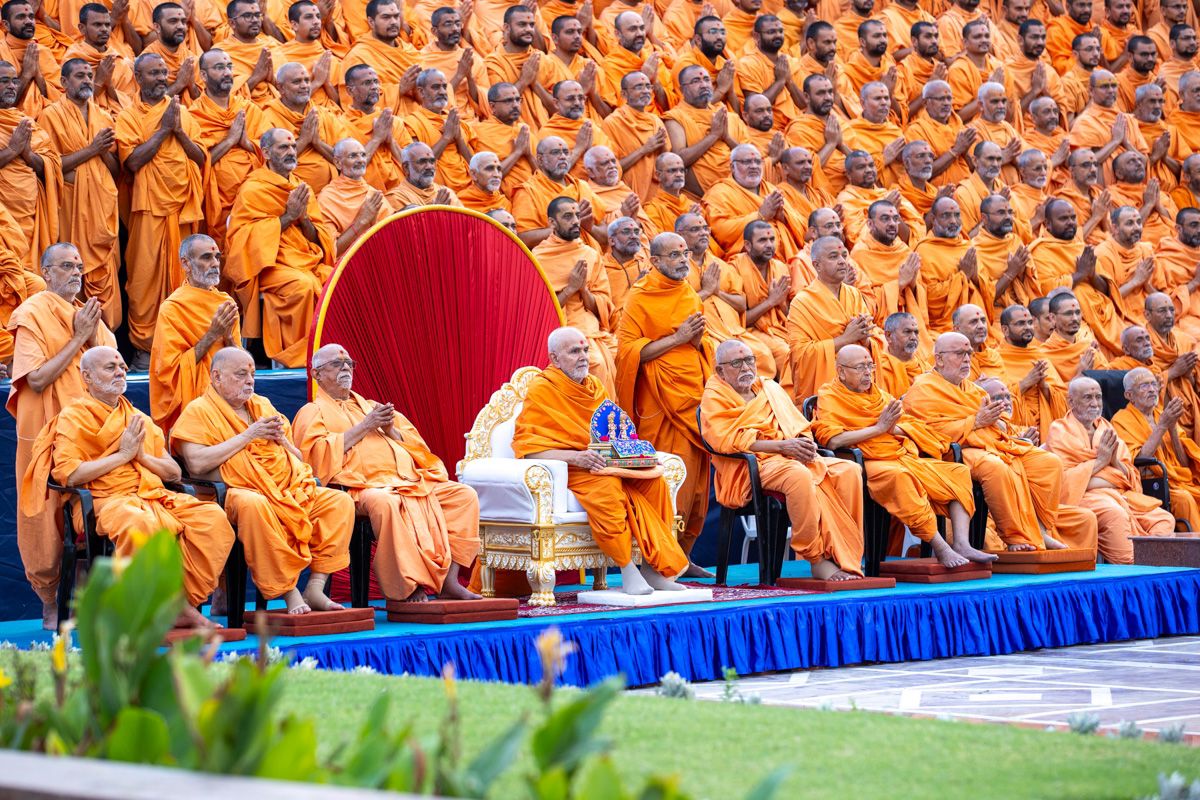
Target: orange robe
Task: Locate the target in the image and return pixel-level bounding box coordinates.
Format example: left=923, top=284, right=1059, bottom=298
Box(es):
left=273, top=38, right=344, bottom=108
left=343, top=106, right=413, bottom=192
left=293, top=388, right=480, bottom=599
left=254, top=99, right=348, bottom=194
left=811, top=379, right=975, bottom=542
left=60, top=41, right=135, bottom=114
left=1155, top=236, right=1200, bottom=340
left=115, top=96, right=206, bottom=352
left=530, top=234, right=619, bottom=396
left=600, top=104, right=667, bottom=202
left=1093, top=234, right=1153, bottom=334
left=1042, top=329, right=1108, bottom=381
left=340, top=35, right=422, bottom=114
left=643, top=190, right=695, bottom=236
left=0, top=206, right=43, bottom=361
left=974, top=227, right=1038, bottom=309
left=905, top=110, right=972, bottom=187
left=913, top=234, right=990, bottom=333
left=947, top=54, right=1000, bottom=112
left=386, top=178, right=463, bottom=208
left=417, top=41, right=490, bottom=121
left=849, top=234, right=933, bottom=356
left=189, top=92, right=264, bottom=250
left=876, top=350, right=929, bottom=397
left=225, top=166, right=336, bottom=367
left=1112, top=403, right=1200, bottom=532
left=730, top=251, right=793, bottom=372
left=996, top=340, right=1068, bottom=441
left=787, top=278, right=885, bottom=404
left=836, top=184, right=925, bottom=247
left=221, top=34, right=281, bottom=105
left=172, top=388, right=354, bottom=598
left=483, top=48, right=556, bottom=130
left=317, top=175, right=395, bottom=240
left=456, top=184, right=510, bottom=214
left=904, top=371, right=1096, bottom=551
left=467, top=118, right=533, bottom=197
left=607, top=251, right=651, bottom=314
left=662, top=102, right=749, bottom=193
left=22, top=395, right=235, bottom=606
left=6, top=291, right=116, bottom=605
left=512, top=366, right=689, bottom=575
left=596, top=42, right=676, bottom=111
left=684, top=253, right=784, bottom=381
left=37, top=97, right=120, bottom=329
left=828, top=117, right=907, bottom=192
left=1009, top=183, right=1049, bottom=243
left=703, top=177, right=800, bottom=261
left=511, top=171, right=601, bottom=237
left=701, top=375, right=865, bottom=573
left=1047, top=15, right=1091, bottom=74
left=403, top=105, right=472, bottom=192
left=1109, top=181, right=1176, bottom=244
left=1148, top=324, right=1200, bottom=443
left=149, top=283, right=243, bottom=434
left=1046, top=413, right=1175, bottom=563
left=616, top=268, right=715, bottom=552
left=0, top=108, right=62, bottom=272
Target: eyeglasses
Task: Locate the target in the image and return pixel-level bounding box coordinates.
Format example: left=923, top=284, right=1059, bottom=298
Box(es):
left=47, top=261, right=84, bottom=272
left=317, top=358, right=355, bottom=370
left=843, top=362, right=876, bottom=373
left=939, top=349, right=973, bottom=358
left=235, top=11, right=263, bottom=19
left=717, top=356, right=755, bottom=369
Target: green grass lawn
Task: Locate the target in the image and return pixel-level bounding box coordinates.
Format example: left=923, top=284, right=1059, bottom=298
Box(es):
left=276, top=668, right=1200, bottom=800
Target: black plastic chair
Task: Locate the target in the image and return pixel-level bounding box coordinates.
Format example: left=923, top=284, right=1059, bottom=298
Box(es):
left=328, top=483, right=377, bottom=609
left=695, top=407, right=789, bottom=586
left=1134, top=456, right=1191, bottom=532
left=49, top=481, right=110, bottom=625
left=946, top=443, right=991, bottom=550
left=801, top=396, right=890, bottom=577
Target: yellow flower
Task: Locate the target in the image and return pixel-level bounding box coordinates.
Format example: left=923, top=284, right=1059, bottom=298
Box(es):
left=51, top=635, right=67, bottom=676
left=128, top=528, right=149, bottom=550
left=0, top=667, right=12, bottom=690
left=441, top=663, right=457, bottom=702
left=535, top=627, right=576, bottom=683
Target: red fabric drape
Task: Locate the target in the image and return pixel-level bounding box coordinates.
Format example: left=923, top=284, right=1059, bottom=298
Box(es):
left=309, top=208, right=564, bottom=469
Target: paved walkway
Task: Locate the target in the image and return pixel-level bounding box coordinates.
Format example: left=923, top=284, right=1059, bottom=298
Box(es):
left=680, top=636, right=1200, bottom=736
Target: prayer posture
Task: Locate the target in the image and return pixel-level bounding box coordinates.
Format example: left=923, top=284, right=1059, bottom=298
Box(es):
left=904, top=333, right=1097, bottom=554
left=318, top=138, right=394, bottom=257
left=149, top=234, right=241, bottom=434
left=7, top=243, right=116, bottom=629
left=226, top=128, right=335, bottom=368
left=1045, top=377, right=1176, bottom=563
left=617, top=233, right=714, bottom=574
left=173, top=348, right=354, bottom=614
left=294, top=344, right=481, bottom=602
left=876, top=312, right=929, bottom=397
left=513, top=327, right=689, bottom=595
left=1112, top=367, right=1200, bottom=532
left=811, top=345, right=989, bottom=569
left=701, top=339, right=865, bottom=581
left=22, top=346, right=235, bottom=628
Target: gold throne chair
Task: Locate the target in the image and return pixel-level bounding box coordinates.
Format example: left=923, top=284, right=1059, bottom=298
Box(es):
left=456, top=367, right=688, bottom=606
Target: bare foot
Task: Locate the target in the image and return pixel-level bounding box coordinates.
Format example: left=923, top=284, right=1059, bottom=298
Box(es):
left=302, top=583, right=345, bottom=611
left=640, top=565, right=686, bottom=590
left=404, top=587, right=430, bottom=603
left=41, top=600, right=57, bottom=632
left=210, top=587, right=228, bottom=616
left=620, top=563, right=653, bottom=595
left=931, top=538, right=970, bottom=569
left=952, top=537, right=1000, bottom=564
left=681, top=561, right=714, bottom=579
left=175, top=605, right=219, bottom=629
left=284, top=588, right=311, bottom=615
left=1006, top=543, right=1037, bottom=551
left=1043, top=534, right=1068, bottom=550
left=438, top=574, right=482, bottom=600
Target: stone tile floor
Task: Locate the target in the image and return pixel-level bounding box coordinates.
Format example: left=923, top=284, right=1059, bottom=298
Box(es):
left=671, top=636, right=1200, bottom=736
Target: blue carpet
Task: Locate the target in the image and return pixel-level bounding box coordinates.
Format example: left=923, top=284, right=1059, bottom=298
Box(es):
left=8, top=562, right=1197, bottom=688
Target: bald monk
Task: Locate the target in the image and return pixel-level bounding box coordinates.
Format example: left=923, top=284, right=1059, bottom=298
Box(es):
left=904, top=80, right=975, bottom=188
left=967, top=83, right=1024, bottom=183
left=1069, top=70, right=1148, bottom=167
left=581, top=146, right=654, bottom=234
left=787, top=235, right=885, bottom=404
left=256, top=62, right=346, bottom=194
left=417, top=7, right=488, bottom=121
left=1042, top=290, right=1108, bottom=381
left=876, top=312, right=930, bottom=397
left=642, top=152, right=697, bottom=236
left=149, top=234, right=241, bottom=434
left=905, top=332, right=1091, bottom=552
left=458, top=151, right=509, bottom=213
left=955, top=142, right=1008, bottom=238
left=38, top=58, right=119, bottom=329
left=616, top=232, right=715, bottom=574
left=466, top=82, right=533, bottom=197
left=488, top=207, right=517, bottom=232
left=974, top=194, right=1037, bottom=309
left=116, top=53, right=205, bottom=369
left=482, top=6, right=555, bottom=131
left=1023, top=100, right=1069, bottom=185
left=531, top=196, right=619, bottom=397
left=812, top=344, right=988, bottom=568
left=777, top=147, right=835, bottom=231
left=294, top=344, right=481, bottom=602
left=191, top=49, right=263, bottom=251
left=664, top=64, right=748, bottom=196
left=340, top=0, right=420, bottom=114
left=830, top=82, right=906, bottom=194
left=538, top=81, right=611, bottom=182
left=0, top=60, right=62, bottom=273
left=173, top=348, right=354, bottom=612
left=996, top=303, right=1068, bottom=441
left=1109, top=150, right=1176, bottom=244
left=226, top=128, right=335, bottom=368
left=7, top=243, right=116, bottom=628
left=704, top=143, right=800, bottom=261
left=835, top=149, right=924, bottom=248
left=952, top=303, right=1004, bottom=380
left=677, top=212, right=782, bottom=381
left=850, top=201, right=931, bottom=344
left=513, top=327, right=689, bottom=595
left=600, top=71, right=668, bottom=202
left=1058, top=150, right=1110, bottom=246
left=702, top=338, right=866, bottom=580
left=22, top=346, right=235, bottom=628
left=914, top=197, right=991, bottom=333
left=1144, top=291, right=1200, bottom=442
left=1045, top=377, right=1176, bottom=562
left=596, top=11, right=673, bottom=111
left=511, top=136, right=604, bottom=247
left=1112, top=367, right=1200, bottom=532
left=318, top=138, right=394, bottom=257
left=403, top=68, right=472, bottom=194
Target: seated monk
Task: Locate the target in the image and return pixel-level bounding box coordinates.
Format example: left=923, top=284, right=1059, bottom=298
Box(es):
left=1152, top=207, right=1200, bottom=341
left=317, top=138, right=395, bottom=258
left=386, top=142, right=464, bottom=209
left=914, top=197, right=993, bottom=333
left=603, top=216, right=650, bottom=311
left=488, top=208, right=517, bottom=232
left=849, top=200, right=932, bottom=352
left=905, top=332, right=1097, bottom=553
left=616, top=232, right=716, bottom=575
left=995, top=303, right=1068, bottom=442
left=458, top=151, right=510, bottom=214
left=643, top=152, right=700, bottom=237
left=787, top=235, right=885, bottom=404
left=836, top=150, right=924, bottom=247
left=1112, top=368, right=1200, bottom=532
left=876, top=311, right=930, bottom=397
left=149, top=234, right=241, bottom=434
left=1029, top=296, right=1054, bottom=343
left=977, top=378, right=1040, bottom=444
left=513, top=326, right=689, bottom=594
left=293, top=344, right=481, bottom=602
left=704, top=143, right=801, bottom=261
left=22, top=346, right=235, bottom=628
left=730, top=220, right=792, bottom=383
left=701, top=339, right=865, bottom=581
left=811, top=344, right=988, bottom=568
left=530, top=196, right=619, bottom=397
left=1042, top=290, right=1108, bottom=382
left=226, top=128, right=336, bottom=369
left=1045, top=377, right=1177, bottom=562
left=173, top=347, right=355, bottom=614
left=510, top=136, right=606, bottom=248
left=1144, top=291, right=1200, bottom=442
left=951, top=303, right=1003, bottom=380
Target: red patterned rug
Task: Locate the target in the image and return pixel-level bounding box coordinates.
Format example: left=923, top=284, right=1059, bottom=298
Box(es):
left=517, top=583, right=818, bottom=618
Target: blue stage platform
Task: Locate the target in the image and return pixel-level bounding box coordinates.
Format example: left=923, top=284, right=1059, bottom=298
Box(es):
left=4, top=561, right=1198, bottom=688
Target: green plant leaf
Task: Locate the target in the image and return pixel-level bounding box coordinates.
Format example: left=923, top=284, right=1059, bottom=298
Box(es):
left=255, top=716, right=323, bottom=783
left=531, top=766, right=570, bottom=800
left=571, top=755, right=630, bottom=800
left=461, top=718, right=526, bottom=795
left=530, top=678, right=623, bottom=773
left=106, top=708, right=171, bottom=765
left=741, top=767, right=792, bottom=800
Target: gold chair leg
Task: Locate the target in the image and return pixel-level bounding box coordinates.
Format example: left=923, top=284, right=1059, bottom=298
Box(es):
left=480, top=562, right=496, bottom=598
left=526, top=559, right=557, bottom=606
left=592, top=567, right=609, bottom=591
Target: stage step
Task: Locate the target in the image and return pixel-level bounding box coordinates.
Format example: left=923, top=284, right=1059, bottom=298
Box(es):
left=164, top=626, right=247, bottom=645
left=386, top=598, right=519, bottom=624
left=990, top=548, right=1096, bottom=574
left=242, top=607, right=376, bottom=637
left=1132, top=535, right=1200, bottom=567
left=775, top=576, right=896, bottom=591
left=879, top=558, right=992, bottom=584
